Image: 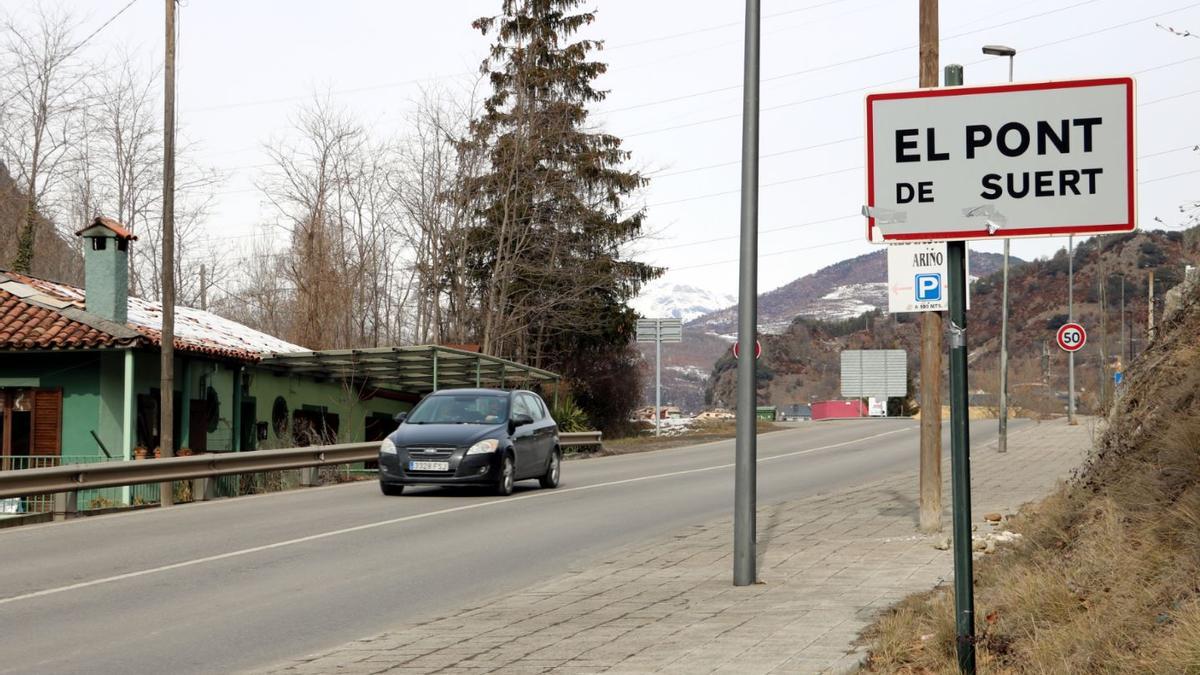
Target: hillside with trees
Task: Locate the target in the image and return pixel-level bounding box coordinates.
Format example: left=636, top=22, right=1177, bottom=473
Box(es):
left=705, top=228, right=1200, bottom=415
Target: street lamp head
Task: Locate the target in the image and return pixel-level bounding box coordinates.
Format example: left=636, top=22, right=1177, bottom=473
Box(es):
left=982, top=44, right=1017, bottom=57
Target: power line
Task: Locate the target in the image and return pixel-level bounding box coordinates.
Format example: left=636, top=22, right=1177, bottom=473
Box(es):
left=63, top=0, right=142, bottom=62
left=626, top=1, right=1200, bottom=138
left=603, top=0, right=1104, bottom=116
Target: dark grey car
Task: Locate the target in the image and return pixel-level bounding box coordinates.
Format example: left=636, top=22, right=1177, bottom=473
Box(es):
left=377, top=389, right=560, bottom=496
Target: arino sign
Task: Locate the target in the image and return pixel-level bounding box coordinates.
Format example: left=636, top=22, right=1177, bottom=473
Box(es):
left=866, top=77, right=1135, bottom=242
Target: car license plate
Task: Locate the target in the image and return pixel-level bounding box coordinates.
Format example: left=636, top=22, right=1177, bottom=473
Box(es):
left=408, top=461, right=449, bottom=472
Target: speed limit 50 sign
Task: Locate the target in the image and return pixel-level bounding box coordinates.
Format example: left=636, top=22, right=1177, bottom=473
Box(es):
left=1057, top=323, right=1087, bottom=352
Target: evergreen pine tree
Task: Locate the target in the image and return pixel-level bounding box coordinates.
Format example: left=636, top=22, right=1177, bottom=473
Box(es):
left=463, top=0, right=659, bottom=431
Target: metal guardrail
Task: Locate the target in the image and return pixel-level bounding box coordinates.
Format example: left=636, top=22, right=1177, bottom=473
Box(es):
left=0, top=442, right=378, bottom=501
left=0, top=432, right=603, bottom=504
left=558, top=431, right=603, bottom=448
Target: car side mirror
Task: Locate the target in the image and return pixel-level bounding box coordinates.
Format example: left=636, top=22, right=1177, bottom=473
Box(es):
left=511, top=413, right=534, bottom=428
left=393, top=412, right=407, bottom=424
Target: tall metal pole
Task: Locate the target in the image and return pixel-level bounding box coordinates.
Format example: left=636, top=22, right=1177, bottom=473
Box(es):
left=997, top=52, right=1014, bottom=453
left=655, top=321, right=662, bottom=437
left=944, top=64, right=975, bottom=674
left=917, top=0, right=943, bottom=534
left=998, top=238, right=1009, bottom=451
left=1067, top=236, right=1076, bottom=425
left=733, top=0, right=760, bottom=587
left=160, top=0, right=177, bottom=506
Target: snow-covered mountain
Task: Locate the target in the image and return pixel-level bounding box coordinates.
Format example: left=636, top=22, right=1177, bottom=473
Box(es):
left=631, top=280, right=735, bottom=324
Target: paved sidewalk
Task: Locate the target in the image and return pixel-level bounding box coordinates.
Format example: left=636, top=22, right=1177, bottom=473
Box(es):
left=256, top=419, right=1095, bottom=675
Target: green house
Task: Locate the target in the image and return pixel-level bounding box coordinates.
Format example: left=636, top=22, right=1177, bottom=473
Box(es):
left=0, top=217, right=558, bottom=505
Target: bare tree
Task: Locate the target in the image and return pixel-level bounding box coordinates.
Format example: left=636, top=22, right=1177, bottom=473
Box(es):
left=0, top=7, right=87, bottom=273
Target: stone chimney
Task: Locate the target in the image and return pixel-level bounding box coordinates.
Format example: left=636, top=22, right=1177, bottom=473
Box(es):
left=75, top=216, right=136, bottom=324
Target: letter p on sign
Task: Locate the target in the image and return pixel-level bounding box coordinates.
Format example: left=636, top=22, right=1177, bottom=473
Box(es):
left=915, top=273, right=942, bottom=302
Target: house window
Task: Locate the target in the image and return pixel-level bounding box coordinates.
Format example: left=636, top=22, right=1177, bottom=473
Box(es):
left=91, top=238, right=107, bottom=251
left=292, top=408, right=338, bottom=446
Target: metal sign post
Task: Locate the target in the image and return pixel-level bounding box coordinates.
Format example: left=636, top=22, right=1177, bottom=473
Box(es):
left=636, top=318, right=682, bottom=437
left=733, top=0, right=760, bottom=589
left=943, top=62, right=976, bottom=675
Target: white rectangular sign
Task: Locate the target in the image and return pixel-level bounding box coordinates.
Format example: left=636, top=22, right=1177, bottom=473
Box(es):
left=840, top=349, right=907, bottom=398
left=866, top=77, right=1135, bottom=242
left=886, top=242, right=970, bottom=313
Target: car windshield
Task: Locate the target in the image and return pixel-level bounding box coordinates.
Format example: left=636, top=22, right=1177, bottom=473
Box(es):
left=405, top=394, right=509, bottom=425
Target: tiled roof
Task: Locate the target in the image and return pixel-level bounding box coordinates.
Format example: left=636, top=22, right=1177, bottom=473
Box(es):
left=75, top=216, right=137, bottom=241
left=0, top=270, right=308, bottom=361
left=0, top=289, right=135, bottom=350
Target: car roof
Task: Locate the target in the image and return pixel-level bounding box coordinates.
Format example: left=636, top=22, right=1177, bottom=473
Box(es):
left=427, top=388, right=524, bottom=397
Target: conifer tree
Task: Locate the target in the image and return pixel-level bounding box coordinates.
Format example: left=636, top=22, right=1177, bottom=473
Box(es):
left=463, top=0, right=659, bottom=431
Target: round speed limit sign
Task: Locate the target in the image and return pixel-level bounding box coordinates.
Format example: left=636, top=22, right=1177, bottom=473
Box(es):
left=1056, top=322, right=1087, bottom=352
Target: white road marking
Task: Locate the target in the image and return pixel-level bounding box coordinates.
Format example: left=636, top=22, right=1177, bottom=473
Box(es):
left=0, top=425, right=915, bottom=607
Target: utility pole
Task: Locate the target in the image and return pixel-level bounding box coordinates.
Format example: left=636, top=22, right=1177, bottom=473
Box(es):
left=982, top=44, right=1016, bottom=454
left=944, top=63, right=976, bottom=674
left=732, top=0, right=760, bottom=587
left=160, top=0, right=177, bottom=506
left=1067, top=236, right=1076, bottom=425
left=1098, top=269, right=1108, bottom=410
left=1119, top=275, right=1125, bottom=364
left=917, top=0, right=943, bottom=533
left=1148, top=270, right=1155, bottom=341
left=200, top=263, right=207, bottom=311
left=1041, top=340, right=1050, bottom=385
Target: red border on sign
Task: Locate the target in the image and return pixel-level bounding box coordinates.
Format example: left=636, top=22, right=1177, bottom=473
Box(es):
left=865, top=77, right=1136, bottom=242
left=1056, top=322, right=1087, bottom=352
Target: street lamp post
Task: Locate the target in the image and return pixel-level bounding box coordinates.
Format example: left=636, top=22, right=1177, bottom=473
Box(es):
left=982, top=44, right=1016, bottom=452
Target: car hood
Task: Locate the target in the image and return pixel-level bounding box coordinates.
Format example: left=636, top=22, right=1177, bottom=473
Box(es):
left=388, top=423, right=505, bottom=447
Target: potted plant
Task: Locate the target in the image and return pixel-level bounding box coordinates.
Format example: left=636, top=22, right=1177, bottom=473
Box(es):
left=178, top=447, right=194, bottom=457
left=134, top=446, right=148, bottom=460
left=152, top=446, right=161, bottom=459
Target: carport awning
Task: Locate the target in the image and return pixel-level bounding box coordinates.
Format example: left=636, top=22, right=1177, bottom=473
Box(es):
left=256, top=345, right=560, bottom=394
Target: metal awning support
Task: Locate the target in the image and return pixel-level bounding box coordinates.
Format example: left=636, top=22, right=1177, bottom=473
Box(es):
left=431, top=346, right=439, bottom=392
left=257, top=345, right=559, bottom=396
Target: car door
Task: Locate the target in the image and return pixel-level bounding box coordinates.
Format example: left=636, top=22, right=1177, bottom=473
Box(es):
left=529, top=393, right=557, bottom=462
left=521, top=393, right=554, bottom=471
left=509, top=393, right=538, bottom=478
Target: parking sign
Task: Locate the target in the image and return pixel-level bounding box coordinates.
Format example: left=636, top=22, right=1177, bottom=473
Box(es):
left=915, top=273, right=942, bottom=302
left=887, top=242, right=968, bottom=313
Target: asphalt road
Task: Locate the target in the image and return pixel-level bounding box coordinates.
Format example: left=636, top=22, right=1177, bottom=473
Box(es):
left=0, top=417, right=1026, bottom=674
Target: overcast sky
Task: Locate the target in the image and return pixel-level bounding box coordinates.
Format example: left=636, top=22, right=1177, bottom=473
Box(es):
left=14, top=0, right=1200, bottom=299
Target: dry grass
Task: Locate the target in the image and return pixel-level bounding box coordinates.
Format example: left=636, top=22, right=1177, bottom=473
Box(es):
left=862, top=284, right=1200, bottom=674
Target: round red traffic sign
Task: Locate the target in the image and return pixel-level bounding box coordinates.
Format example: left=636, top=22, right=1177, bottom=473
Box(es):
left=733, top=340, right=762, bottom=360
left=1056, top=323, right=1087, bottom=352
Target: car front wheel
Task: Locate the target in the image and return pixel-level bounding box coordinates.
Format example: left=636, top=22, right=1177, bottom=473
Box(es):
left=495, top=454, right=515, bottom=496
left=539, top=449, right=561, bottom=489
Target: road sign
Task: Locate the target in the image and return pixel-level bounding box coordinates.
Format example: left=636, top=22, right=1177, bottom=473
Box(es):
left=1056, top=322, right=1087, bottom=352
left=840, top=349, right=907, bottom=398
left=636, top=318, right=682, bottom=343
left=887, top=242, right=972, bottom=313
left=865, top=77, right=1136, bottom=242
left=732, top=340, right=761, bottom=360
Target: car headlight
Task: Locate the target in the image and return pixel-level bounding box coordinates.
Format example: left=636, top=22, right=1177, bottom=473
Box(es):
left=380, top=438, right=397, bottom=455
left=466, top=439, right=500, bottom=455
